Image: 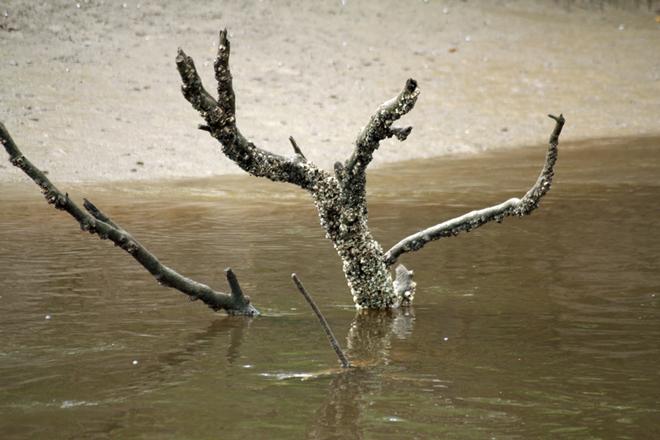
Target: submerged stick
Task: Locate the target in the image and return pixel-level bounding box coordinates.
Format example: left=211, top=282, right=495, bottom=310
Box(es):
left=291, top=274, right=351, bottom=369
left=0, top=122, right=259, bottom=316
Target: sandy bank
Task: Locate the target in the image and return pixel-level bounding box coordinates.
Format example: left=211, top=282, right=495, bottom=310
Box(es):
left=1, top=0, right=659, bottom=183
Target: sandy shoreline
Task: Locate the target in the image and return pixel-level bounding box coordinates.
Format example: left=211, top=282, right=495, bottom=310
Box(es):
left=1, top=0, right=659, bottom=184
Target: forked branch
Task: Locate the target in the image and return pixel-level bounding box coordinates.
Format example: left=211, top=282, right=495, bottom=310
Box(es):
left=345, top=79, right=419, bottom=176
left=340, top=79, right=420, bottom=209
left=176, top=29, right=322, bottom=190
left=383, top=114, right=565, bottom=266
left=0, top=123, right=259, bottom=316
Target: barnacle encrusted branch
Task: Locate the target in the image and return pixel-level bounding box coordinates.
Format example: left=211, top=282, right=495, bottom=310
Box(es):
left=341, top=79, right=420, bottom=211
left=176, top=29, right=322, bottom=190
left=383, top=114, right=565, bottom=266
left=176, top=29, right=564, bottom=309
left=0, top=122, right=259, bottom=316
left=176, top=31, right=402, bottom=309
left=3, top=26, right=565, bottom=318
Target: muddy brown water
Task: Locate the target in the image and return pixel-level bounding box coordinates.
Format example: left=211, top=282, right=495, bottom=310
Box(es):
left=1, top=137, right=659, bottom=439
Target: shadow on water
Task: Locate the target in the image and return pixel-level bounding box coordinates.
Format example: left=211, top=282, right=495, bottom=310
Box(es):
left=1, top=136, right=659, bottom=439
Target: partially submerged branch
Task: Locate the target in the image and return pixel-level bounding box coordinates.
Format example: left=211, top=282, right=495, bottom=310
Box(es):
left=0, top=123, right=259, bottom=316
left=383, top=114, right=565, bottom=266
left=225, top=267, right=254, bottom=313
left=3, top=28, right=566, bottom=315
left=292, top=274, right=351, bottom=368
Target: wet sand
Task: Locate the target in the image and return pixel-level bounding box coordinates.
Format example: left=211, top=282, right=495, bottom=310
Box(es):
left=0, top=136, right=659, bottom=438
left=1, top=0, right=659, bottom=183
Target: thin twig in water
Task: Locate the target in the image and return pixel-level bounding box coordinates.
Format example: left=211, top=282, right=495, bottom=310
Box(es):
left=291, top=274, right=351, bottom=368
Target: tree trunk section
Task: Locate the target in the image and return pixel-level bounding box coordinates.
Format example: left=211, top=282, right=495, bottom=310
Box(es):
left=336, top=231, right=397, bottom=309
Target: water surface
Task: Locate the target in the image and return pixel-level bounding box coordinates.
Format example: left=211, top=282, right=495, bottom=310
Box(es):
left=1, top=137, right=659, bottom=439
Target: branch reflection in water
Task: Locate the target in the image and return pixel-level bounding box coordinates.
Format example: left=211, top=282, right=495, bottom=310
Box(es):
left=112, top=317, right=256, bottom=400
left=158, top=308, right=415, bottom=439
left=156, top=317, right=253, bottom=369
left=307, top=309, right=415, bottom=439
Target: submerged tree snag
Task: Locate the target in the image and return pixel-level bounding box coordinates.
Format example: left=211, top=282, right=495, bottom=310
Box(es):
left=0, top=123, right=259, bottom=316
left=2, top=29, right=564, bottom=314
left=177, top=29, right=565, bottom=309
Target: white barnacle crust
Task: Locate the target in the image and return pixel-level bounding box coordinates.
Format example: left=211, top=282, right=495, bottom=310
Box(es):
left=309, top=173, right=399, bottom=308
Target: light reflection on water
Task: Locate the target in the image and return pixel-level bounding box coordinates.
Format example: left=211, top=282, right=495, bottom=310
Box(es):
left=1, top=137, right=659, bottom=439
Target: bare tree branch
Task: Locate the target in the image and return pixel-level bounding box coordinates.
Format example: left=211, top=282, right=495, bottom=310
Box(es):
left=0, top=122, right=259, bottom=316
left=292, top=274, right=351, bottom=368
left=2, top=27, right=566, bottom=313
left=176, top=30, right=322, bottom=190
left=340, top=79, right=419, bottom=210
left=383, top=114, right=565, bottom=266
left=346, top=79, right=420, bottom=175
left=288, top=136, right=306, bottom=161
left=83, top=198, right=120, bottom=230
left=214, top=29, right=236, bottom=118
left=175, top=49, right=219, bottom=116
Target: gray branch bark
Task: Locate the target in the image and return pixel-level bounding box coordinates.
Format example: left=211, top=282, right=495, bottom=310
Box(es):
left=2, top=28, right=564, bottom=316
left=176, top=30, right=402, bottom=309
left=176, top=29, right=325, bottom=191
left=0, top=122, right=258, bottom=316
left=175, top=29, right=563, bottom=309
left=341, top=79, right=419, bottom=212
left=383, top=114, right=565, bottom=266
left=292, top=274, right=351, bottom=368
